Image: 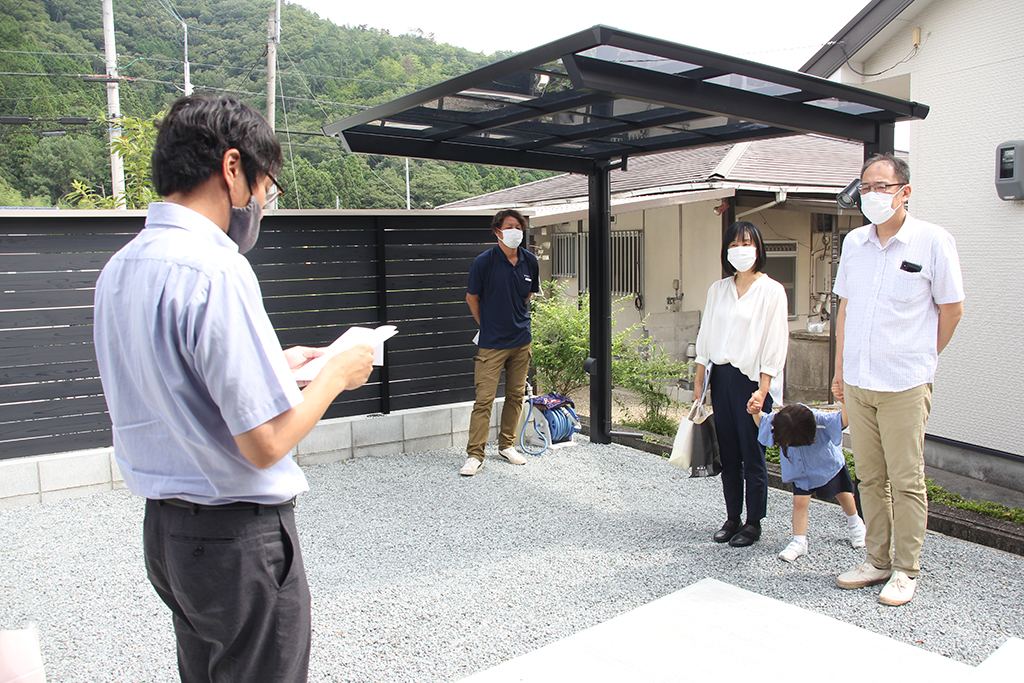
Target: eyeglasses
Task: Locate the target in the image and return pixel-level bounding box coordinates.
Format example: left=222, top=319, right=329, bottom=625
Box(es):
left=858, top=182, right=905, bottom=195
left=263, top=172, right=283, bottom=209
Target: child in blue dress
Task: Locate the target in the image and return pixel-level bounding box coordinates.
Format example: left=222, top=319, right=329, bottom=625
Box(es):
left=752, top=402, right=866, bottom=562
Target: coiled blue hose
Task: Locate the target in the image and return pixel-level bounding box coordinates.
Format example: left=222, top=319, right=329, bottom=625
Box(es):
left=519, top=405, right=579, bottom=455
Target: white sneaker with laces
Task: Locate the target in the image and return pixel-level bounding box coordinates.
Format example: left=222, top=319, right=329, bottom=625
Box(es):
left=836, top=562, right=892, bottom=589
left=849, top=517, right=867, bottom=548
left=498, top=447, right=526, bottom=465
left=459, top=457, right=483, bottom=476
left=878, top=570, right=917, bottom=606
left=778, top=539, right=808, bottom=563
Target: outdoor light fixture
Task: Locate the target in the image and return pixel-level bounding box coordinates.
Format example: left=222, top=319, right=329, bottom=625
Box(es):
left=837, top=179, right=861, bottom=209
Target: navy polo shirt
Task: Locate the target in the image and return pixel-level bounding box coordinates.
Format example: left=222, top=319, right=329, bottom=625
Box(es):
left=467, top=245, right=539, bottom=349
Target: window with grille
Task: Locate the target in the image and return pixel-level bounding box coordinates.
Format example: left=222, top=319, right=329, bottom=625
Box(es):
left=763, top=241, right=797, bottom=317
left=577, top=230, right=644, bottom=297
left=552, top=233, right=578, bottom=277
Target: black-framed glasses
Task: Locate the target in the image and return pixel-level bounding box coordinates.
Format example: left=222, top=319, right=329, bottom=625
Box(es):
left=263, top=172, right=283, bottom=209
left=858, top=182, right=905, bottom=195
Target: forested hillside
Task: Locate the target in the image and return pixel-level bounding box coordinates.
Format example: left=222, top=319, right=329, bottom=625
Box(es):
left=0, top=0, right=554, bottom=208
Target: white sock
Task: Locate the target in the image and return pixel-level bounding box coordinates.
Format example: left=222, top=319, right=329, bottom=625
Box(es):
left=846, top=513, right=862, bottom=528
left=793, top=535, right=807, bottom=547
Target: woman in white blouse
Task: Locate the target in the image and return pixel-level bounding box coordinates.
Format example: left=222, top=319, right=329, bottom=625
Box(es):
left=693, top=221, right=789, bottom=548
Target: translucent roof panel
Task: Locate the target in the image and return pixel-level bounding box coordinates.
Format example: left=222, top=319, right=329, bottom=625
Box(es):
left=323, top=25, right=928, bottom=175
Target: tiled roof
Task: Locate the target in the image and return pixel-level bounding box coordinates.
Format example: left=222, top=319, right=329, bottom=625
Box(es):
left=440, top=135, right=866, bottom=209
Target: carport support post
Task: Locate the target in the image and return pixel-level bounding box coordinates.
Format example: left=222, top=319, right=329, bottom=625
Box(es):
left=829, top=122, right=896, bottom=402
left=588, top=161, right=613, bottom=444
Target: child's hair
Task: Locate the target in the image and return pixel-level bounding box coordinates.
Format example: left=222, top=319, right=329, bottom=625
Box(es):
left=771, top=404, right=817, bottom=458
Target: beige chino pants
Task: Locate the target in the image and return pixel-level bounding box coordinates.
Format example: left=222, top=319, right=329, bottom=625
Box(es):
left=844, top=382, right=932, bottom=577
left=466, top=343, right=531, bottom=461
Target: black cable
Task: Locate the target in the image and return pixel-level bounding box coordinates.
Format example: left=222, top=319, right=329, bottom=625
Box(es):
left=835, top=40, right=919, bottom=78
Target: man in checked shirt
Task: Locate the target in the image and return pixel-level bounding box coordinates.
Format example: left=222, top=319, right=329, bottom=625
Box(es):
left=830, top=153, right=964, bottom=606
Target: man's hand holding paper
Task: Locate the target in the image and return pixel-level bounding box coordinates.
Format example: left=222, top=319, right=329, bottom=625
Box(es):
left=292, top=325, right=398, bottom=383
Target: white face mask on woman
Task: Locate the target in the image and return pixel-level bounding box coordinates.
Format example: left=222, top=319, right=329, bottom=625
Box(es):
left=499, top=229, right=523, bottom=249
left=860, top=190, right=899, bottom=225
left=727, top=245, right=757, bottom=273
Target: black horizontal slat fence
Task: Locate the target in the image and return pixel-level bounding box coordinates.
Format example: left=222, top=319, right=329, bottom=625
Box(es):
left=0, top=210, right=494, bottom=460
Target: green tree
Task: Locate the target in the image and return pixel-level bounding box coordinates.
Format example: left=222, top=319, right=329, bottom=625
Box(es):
left=67, top=113, right=160, bottom=209
left=22, top=134, right=107, bottom=204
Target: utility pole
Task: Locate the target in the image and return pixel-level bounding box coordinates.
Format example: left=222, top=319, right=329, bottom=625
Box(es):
left=101, top=0, right=125, bottom=209
left=182, top=22, right=192, bottom=96
left=266, top=0, right=279, bottom=209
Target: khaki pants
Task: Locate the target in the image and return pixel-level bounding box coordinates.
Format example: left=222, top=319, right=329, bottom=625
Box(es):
left=467, top=343, right=531, bottom=461
left=845, top=383, right=932, bottom=577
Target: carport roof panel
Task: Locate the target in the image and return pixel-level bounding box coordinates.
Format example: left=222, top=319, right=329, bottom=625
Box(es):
left=322, top=25, right=928, bottom=174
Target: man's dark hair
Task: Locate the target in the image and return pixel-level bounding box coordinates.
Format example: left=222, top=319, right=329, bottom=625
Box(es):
left=771, top=404, right=818, bottom=458
left=720, top=220, right=766, bottom=275
left=151, top=94, right=283, bottom=197
left=491, top=209, right=527, bottom=232
left=861, top=153, right=910, bottom=185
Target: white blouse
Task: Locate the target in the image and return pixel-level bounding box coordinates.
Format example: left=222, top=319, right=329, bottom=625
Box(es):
left=694, top=274, right=790, bottom=404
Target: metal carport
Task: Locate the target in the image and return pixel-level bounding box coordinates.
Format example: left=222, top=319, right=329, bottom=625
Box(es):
left=322, top=24, right=928, bottom=444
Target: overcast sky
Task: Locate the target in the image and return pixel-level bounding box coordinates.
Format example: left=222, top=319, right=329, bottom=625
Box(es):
left=291, top=0, right=868, bottom=70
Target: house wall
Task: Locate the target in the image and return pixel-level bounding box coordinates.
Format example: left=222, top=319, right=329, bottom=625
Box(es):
left=547, top=200, right=823, bottom=370
left=844, top=0, right=1024, bottom=456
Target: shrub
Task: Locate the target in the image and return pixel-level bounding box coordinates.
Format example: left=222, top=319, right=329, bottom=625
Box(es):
left=530, top=281, right=689, bottom=436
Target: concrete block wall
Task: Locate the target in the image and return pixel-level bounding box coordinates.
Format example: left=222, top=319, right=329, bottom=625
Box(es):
left=0, top=398, right=501, bottom=511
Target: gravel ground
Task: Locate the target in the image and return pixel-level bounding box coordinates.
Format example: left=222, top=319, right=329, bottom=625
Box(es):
left=2, top=438, right=1023, bottom=682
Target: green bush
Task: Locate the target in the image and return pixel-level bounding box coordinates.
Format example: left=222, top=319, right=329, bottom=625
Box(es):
left=530, top=281, right=689, bottom=436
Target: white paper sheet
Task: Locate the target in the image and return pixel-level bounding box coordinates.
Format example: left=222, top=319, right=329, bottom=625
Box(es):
left=292, top=325, right=398, bottom=382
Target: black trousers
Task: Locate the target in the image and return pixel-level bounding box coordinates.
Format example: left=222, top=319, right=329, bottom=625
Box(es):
left=144, top=499, right=311, bottom=683
left=709, top=363, right=773, bottom=523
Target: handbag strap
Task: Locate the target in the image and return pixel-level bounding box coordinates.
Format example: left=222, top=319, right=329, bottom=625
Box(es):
left=698, top=363, right=711, bottom=406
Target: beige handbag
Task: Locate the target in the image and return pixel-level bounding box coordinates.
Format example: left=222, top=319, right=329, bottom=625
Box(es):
left=0, top=624, right=46, bottom=683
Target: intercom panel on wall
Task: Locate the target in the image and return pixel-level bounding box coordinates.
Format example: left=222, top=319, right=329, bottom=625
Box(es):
left=996, top=141, right=1024, bottom=200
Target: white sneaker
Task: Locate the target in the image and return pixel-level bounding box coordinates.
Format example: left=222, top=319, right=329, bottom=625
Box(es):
left=878, top=570, right=917, bottom=606
left=848, top=517, right=867, bottom=548
left=778, top=539, right=808, bottom=563
left=836, top=562, right=892, bottom=589
left=460, top=457, right=483, bottom=476
left=498, top=447, right=526, bottom=465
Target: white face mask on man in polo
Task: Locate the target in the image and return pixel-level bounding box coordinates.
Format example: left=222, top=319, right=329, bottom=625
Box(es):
left=499, top=228, right=523, bottom=249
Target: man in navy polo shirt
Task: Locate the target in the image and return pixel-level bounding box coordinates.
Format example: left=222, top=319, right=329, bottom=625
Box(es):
left=461, top=209, right=540, bottom=476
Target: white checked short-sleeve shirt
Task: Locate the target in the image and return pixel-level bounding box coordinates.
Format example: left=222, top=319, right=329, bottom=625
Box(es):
left=833, top=214, right=964, bottom=392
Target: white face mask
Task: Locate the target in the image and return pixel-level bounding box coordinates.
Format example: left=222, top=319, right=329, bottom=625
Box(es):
left=860, top=190, right=899, bottom=225
left=727, top=245, right=757, bottom=273
left=499, top=229, right=523, bottom=249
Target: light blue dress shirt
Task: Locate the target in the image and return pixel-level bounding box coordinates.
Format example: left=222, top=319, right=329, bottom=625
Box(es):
left=94, top=202, right=308, bottom=505
left=757, top=409, right=845, bottom=491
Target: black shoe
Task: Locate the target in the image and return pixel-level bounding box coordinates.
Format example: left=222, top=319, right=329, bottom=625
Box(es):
left=713, top=518, right=742, bottom=543
left=728, top=523, right=762, bottom=547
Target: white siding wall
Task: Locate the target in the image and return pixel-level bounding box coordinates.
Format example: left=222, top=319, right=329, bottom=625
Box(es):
left=848, top=0, right=1024, bottom=455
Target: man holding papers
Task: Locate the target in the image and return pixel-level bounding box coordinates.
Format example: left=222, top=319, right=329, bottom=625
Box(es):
left=94, top=94, right=373, bottom=682
left=462, top=209, right=540, bottom=476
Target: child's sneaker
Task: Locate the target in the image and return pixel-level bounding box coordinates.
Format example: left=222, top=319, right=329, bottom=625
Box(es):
left=778, top=539, right=808, bottom=563
left=848, top=517, right=867, bottom=548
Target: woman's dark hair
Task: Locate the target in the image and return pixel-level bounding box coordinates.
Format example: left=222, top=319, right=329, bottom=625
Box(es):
left=491, top=208, right=527, bottom=233
left=151, top=94, right=283, bottom=197
left=720, top=221, right=766, bottom=275
left=771, top=404, right=818, bottom=458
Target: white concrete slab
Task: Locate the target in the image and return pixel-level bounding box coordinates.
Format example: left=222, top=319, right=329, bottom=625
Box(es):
left=459, top=578, right=973, bottom=683
left=970, top=637, right=1024, bottom=680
